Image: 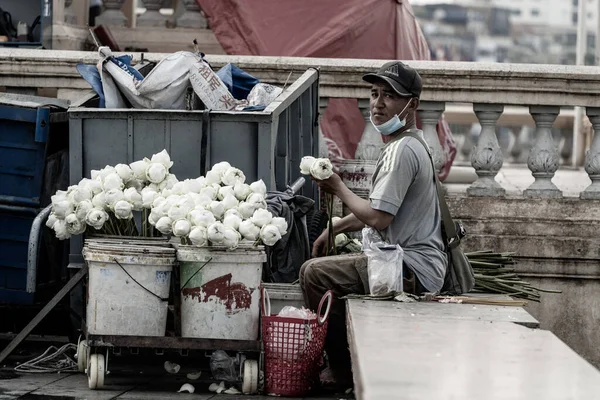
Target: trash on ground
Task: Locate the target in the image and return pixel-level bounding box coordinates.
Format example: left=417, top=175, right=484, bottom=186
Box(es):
left=177, top=383, right=195, bottom=393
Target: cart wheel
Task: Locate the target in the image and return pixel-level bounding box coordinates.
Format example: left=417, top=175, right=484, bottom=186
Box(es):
left=77, top=340, right=88, bottom=373
left=88, top=354, right=105, bottom=390
left=242, top=359, right=259, bottom=395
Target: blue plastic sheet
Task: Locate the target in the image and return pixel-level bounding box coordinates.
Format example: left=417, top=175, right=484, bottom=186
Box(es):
left=216, top=63, right=260, bottom=100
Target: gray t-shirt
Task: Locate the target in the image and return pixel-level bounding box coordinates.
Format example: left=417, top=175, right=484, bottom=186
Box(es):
left=369, top=129, right=448, bottom=292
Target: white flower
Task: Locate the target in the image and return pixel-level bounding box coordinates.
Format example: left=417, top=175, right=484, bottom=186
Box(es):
left=53, top=200, right=74, bottom=219
left=98, top=166, right=116, bottom=181
left=114, top=200, right=134, bottom=220
left=209, top=201, right=225, bottom=220
left=221, top=194, right=239, bottom=211
left=207, top=222, right=226, bottom=245
left=224, top=208, right=242, bottom=219
left=105, top=189, right=124, bottom=209
left=200, top=186, right=218, bottom=201
left=211, top=161, right=232, bottom=176
left=142, top=188, right=158, bottom=209
left=223, top=214, right=242, bottom=231
left=335, top=233, right=349, bottom=247
left=271, top=217, right=288, bottom=236
left=299, top=156, right=316, bottom=175
left=146, top=163, right=168, bottom=184
left=172, top=219, right=192, bottom=237
left=156, top=216, right=174, bottom=234
left=249, top=179, right=267, bottom=196
left=51, top=190, right=68, bottom=205
left=238, top=202, right=256, bottom=219
left=310, top=158, right=334, bottom=180
left=86, top=179, right=103, bottom=196
left=150, top=149, right=174, bottom=169
left=71, top=185, right=93, bottom=203
left=205, top=170, right=222, bottom=185
left=165, top=194, right=181, bottom=209
left=53, top=219, right=71, bottom=240
left=222, top=167, right=246, bottom=186
left=260, top=224, right=282, bottom=246
left=189, top=226, right=208, bottom=246
left=238, top=220, right=260, bottom=241
left=115, top=164, right=134, bottom=183
left=222, top=226, right=241, bottom=249
left=163, top=174, right=179, bottom=190
left=148, top=211, right=161, bottom=226
left=152, top=195, right=167, bottom=210
left=168, top=202, right=191, bottom=221
left=233, top=182, right=252, bottom=201
left=123, top=187, right=143, bottom=211
left=92, top=192, right=107, bottom=209
left=332, top=216, right=342, bottom=224
left=130, top=159, right=151, bottom=181
left=194, top=194, right=212, bottom=208
left=161, top=188, right=173, bottom=198
left=65, top=214, right=86, bottom=235
left=246, top=193, right=267, bottom=210
left=86, top=208, right=109, bottom=230
left=126, top=179, right=144, bottom=191
left=102, top=172, right=124, bottom=191
left=218, top=186, right=235, bottom=201
left=171, top=181, right=190, bottom=195
left=46, top=213, right=58, bottom=229
left=90, top=170, right=101, bottom=180
left=75, top=200, right=94, bottom=221
left=188, top=209, right=216, bottom=227
left=186, top=179, right=203, bottom=194
left=251, top=208, right=273, bottom=228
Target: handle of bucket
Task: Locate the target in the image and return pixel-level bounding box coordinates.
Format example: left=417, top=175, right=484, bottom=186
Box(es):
left=262, top=287, right=271, bottom=317
left=317, top=290, right=333, bottom=326
left=113, top=258, right=169, bottom=302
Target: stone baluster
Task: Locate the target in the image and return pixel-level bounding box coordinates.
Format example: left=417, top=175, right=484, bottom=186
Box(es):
left=138, top=0, right=167, bottom=27
left=580, top=108, right=600, bottom=199
left=467, top=104, right=505, bottom=197
left=63, top=0, right=77, bottom=25
left=177, top=0, right=208, bottom=29
left=418, top=101, right=445, bottom=174
left=96, top=0, right=128, bottom=27
left=355, top=99, right=383, bottom=160
left=523, top=106, right=562, bottom=198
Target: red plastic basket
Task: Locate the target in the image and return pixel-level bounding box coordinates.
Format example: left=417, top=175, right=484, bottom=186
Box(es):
left=261, top=289, right=332, bottom=397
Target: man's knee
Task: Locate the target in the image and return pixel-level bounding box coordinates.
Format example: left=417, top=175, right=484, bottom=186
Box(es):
left=299, top=258, right=327, bottom=289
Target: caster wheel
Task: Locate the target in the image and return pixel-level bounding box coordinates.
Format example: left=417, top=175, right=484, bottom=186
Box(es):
left=88, top=354, right=105, bottom=390
left=242, top=359, right=259, bottom=394
left=77, top=340, right=88, bottom=373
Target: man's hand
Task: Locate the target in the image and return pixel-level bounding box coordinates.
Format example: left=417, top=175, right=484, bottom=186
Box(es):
left=313, top=173, right=344, bottom=196
left=312, top=229, right=330, bottom=258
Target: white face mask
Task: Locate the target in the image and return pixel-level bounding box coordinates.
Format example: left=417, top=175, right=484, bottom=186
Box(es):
left=370, top=99, right=413, bottom=136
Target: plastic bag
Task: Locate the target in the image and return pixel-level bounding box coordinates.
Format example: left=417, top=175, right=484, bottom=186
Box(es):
left=216, top=63, right=260, bottom=100
left=209, top=350, right=238, bottom=382
left=362, top=227, right=404, bottom=295
left=247, top=83, right=283, bottom=107
left=189, top=59, right=238, bottom=111
left=278, top=306, right=316, bottom=320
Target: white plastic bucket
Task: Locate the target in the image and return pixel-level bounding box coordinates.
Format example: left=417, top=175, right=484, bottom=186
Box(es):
left=83, top=241, right=176, bottom=336
left=177, top=245, right=266, bottom=340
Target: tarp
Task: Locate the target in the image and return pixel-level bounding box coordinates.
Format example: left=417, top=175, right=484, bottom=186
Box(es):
left=197, top=0, right=456, bottom=180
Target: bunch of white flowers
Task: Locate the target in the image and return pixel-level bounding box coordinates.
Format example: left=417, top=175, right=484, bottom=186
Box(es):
left=148, top=161, right=287, bottom=250
left=299, top=156, right=334, bottom=180
left=47, top=149, right=175, bottom=240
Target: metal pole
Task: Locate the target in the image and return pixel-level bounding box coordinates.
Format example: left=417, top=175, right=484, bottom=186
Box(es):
left=573, top=0, right=587, bottom=167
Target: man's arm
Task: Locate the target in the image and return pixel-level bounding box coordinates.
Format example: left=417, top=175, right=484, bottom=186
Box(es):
left=335, top=185, right=394, bottom=231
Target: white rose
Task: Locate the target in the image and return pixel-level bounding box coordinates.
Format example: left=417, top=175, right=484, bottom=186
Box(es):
left=46, top=213, right=58, bottom=229
left=142, top=188, right=158, bottom=209
left=165, top=194, right=181, bottom=209
left=156, top=216, right=174, bottom=234
left=335, top=233, right=349, bottom=247
left=188, top=209, right=216, bottom=227
left=86, top=208, right=109, bottom=230
left=223, top=214, right=242, bottom=231
left=299, top=156, right=316, bottom=175
left=146, top=163, right=168, bottom=184
left=200, top=186, right=218, bottom=201
left=271, top=217, right=288, bottom=236
left=148, top=211, right=161, bottom=226
left=238, top=219, right=260, bottom=241
left=98, top=166, right=116, bottom=181
left=222, top=226, right=241, bottom=250
left=186, top=179, right=203, bottom=194
left=90, top=170, right=101, bottom=180
left=332, top=216, right=342, bottom=224
left=224, top=208, right=242, bottom=219
left=193, top=177, right=206, bottom=191
left=71, top=185, right=93, bottom=204
left=150, top=149, right=174, bottom=169
left=123, top=187, right=143, bottom=211
left=152, top=195, right=166, bottom=209
left=92, top=192, right=107, bottom=209
left=130, top=159, right=151, bottom=181
left=260, top=224, right=282, bottom=246
left=221, top=167, right=246, bottom=187
left=53, top=219, right=71, bottom=240
left=163, top=174, right=179, bottom=190
left=168, top=203, right=190, bottom=221
left=126, top=179, right=144, bottom=191
left=205, top=170, right=222, bottom=185
left=86, top=178, right=103, bottom=196
left=310, top=158, right=334, bottom=180
left=189, top=226, right=208, bottom=246
left=246, top=193, right=267, bottom=210
left=161, top=188, right=173, bottom=198
left=207, top=222, right=226, bottom=245
left=238, top=202, right=256, bottom=219
left=53, top=200, right=74, bottom=219
left=209, top=201, right=225, bottom=220
left=218, top=186, right=235, bottom=201
left=172, top=219, right=192, bottom=237
left=65, top=213, right=86, bottom=235
left=115, top=164, right=134, bottom=183
left=114, top=200, right=134, bottom=220
left=102, top=172, right=124, bottom=191
left=194, top=194, right=212, bottom=208
left=104, top=189, right=124, bottom=209
left=249, top=179, right=267, bottom=196
left=233, top=182, right=252, bottom=201
left=75, top=200, right=94, bottom=221
left=172, top=181, right=190, bottom=195
left=221, top=194, right=239, bottom=211
left=51, top=190, right=68, bottom=205
left=211, top=161, right=232, bottom=176
left=251, top=208, right=273, bottom=228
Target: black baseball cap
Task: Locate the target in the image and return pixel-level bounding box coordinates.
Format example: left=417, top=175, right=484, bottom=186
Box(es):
left=363, top=61, right=422, bottom=98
